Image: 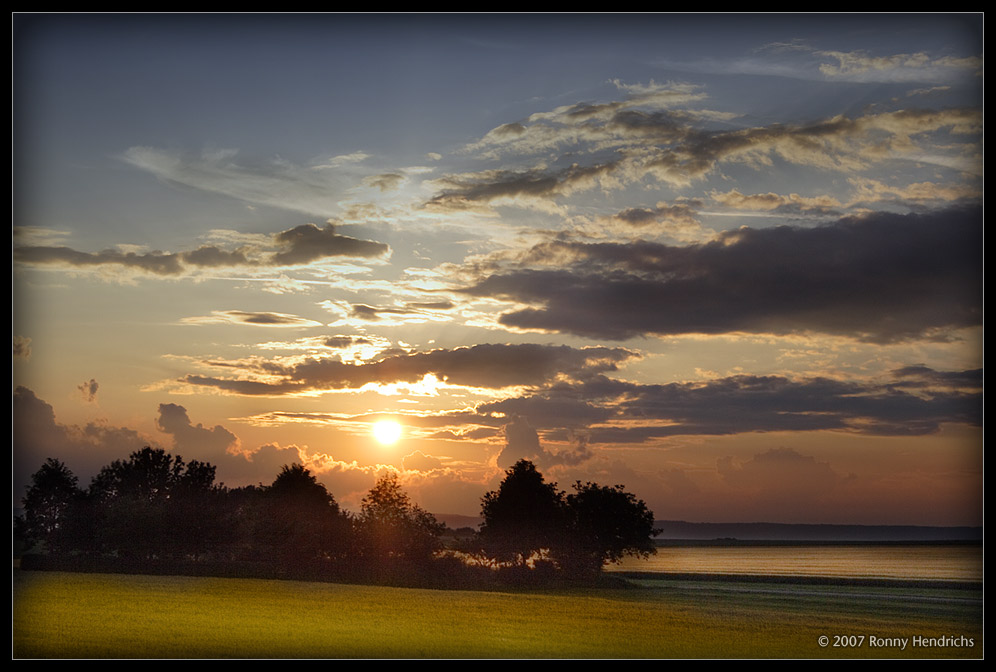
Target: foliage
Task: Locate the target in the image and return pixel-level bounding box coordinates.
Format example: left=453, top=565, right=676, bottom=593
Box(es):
left=561, top=481, right=658, bottom=576
left=358, top=473, right=444, bottom=565
left=17, top=450, right=655, bottom=583
left=477, top=459, right=657, bottom=575
left=258, top=464, right=351, bottom=565
left=87, top=447, right=224, bottom=559
left=18, top=458, right=84, bottom=554
left=478, top=459, right=567, bottom=565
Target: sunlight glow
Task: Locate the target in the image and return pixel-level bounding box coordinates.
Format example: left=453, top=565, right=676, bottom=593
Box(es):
left=372, top=419, right=403, bottom=445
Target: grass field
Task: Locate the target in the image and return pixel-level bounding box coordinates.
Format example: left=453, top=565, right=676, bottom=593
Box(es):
left=13, top=570, right=982, bottom=658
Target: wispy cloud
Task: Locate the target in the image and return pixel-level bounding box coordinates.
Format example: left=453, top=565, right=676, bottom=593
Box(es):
left=121, top=147, right=357, bottom=217
left=818, top=50, right=982, bottom=82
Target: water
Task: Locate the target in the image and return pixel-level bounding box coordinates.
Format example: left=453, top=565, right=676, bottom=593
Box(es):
left=606, top=544, right=983, bottom=582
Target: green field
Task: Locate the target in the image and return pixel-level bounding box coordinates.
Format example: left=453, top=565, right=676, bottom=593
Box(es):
left=13, top=570, right=982, bottom=658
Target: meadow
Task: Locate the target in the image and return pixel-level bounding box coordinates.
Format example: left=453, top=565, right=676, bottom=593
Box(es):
left=13, top=570, right=982, bottom=659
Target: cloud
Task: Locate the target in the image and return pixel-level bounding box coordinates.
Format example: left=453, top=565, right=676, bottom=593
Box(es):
left=602, top=199, right=708, bottom=240
left=181, top=343, right=638, bottom=396
left=446, top=77, right=980, bottom=207
left=847, top=178, right=982, bottom=208
left=362, top=172, right=405, bottom=191
left=818, top=50, right=982, bottom=82
left=155, top=403, right=241, bottom=457
left=718, top=447, right=845, bottom=504
left=711, top=189, right=841, bottom=214
left=460, top=206, right=982, bottom=343
left=495, top=416, right=595, bottom=470
left=180, top=310, right=324, bottom=328
left=229, top=361, right=980, bottom=468
left=888, top=364, right=982, bottom=391
left=14, top=220, right=389, bottom=278
left=121, top=146, right=355, bottom=217
left=426, top=160, right=621, bottom=213
left=13, top=387, right=149, bottom=497
left=14, top=246, right=186, bottom=275
left=270, top=222, right=390, bottom=265
left=529, top=368, right=982, bottom=442
left=402, top=450, right=445, bottom=472
left=639, top=107, right=981, bottom=187
left=77, top=378, right=99, bottom=403
left=496, top=416, right=543, bottom=469
left=181, top=246, right=252, bottom=268
left=319, top=300, right=456, bottom=327
left=13, top=336, right=31, bottom=359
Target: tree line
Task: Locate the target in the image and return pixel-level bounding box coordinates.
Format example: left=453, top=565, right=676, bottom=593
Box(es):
left=16, top=447, right=657, bottom=586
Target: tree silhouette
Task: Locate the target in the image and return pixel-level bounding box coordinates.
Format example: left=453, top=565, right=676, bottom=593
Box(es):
left=357, top=473, right=444, bottom=567
left=87, top=447, right=222, bottom=559
left=18, top=458, right=83, bottom=554
left=258, top=464, right=350, bottom=568
left=478, top=459, right=567, bottom=566
left=560, top=481, right=658, bottom=576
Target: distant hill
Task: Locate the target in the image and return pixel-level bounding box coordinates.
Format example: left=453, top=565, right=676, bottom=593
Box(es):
left=652, top=520, right=982, bottom=542
left=435, top=513, right=484, bottom=531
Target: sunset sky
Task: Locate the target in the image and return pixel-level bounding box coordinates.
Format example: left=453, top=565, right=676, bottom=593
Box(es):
left=12, top=14, right=982, bottom=526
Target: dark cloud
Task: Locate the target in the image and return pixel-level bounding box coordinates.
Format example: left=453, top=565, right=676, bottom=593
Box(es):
left=612, top=200, right=701, bottom=227
left=537, top=371, right=983, bottom=441
left=476, top=395, right=613, bottom=428
left=349, top=304, right=392, bottom=320
left=323, top=335, right=374, bottom=349
left=889, top=364, right=982, bottom=390
left=14, top=222, right=389, bottom=276
left=405, top=301, right=455, bottom=311
left=426, top=161, right=620, bottom=210
left=491, top=122, right=527, bottom=137
left=13, top=387, right=148, bottom=499
left=495, top=416, right=594, bottom=470
left=461, top=207, right=981, bottom=342
left=77, top=378, right=99, bottom=403
left=183, top=343, right=637, bottom=396
left=641, top=107, right=980, bottom=186
left=183, top=310, right=324, bottom=328
left=14, top=246, right=184, bottom=275
left=270, top=222, right=389, bottom=265
left=496, top=416, right=543, bottom=469
left=237, top=312, right=307, bottom=326
left=343, top=301, right=454, bottom=321
left=181, top=245, right=251, bottom=267
left=156, top=403, right=241, bottom=456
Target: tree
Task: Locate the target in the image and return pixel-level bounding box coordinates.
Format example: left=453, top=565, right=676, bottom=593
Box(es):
left=357, top=473, right=444, bottom=566
left=560, top=481, right=658, bottom=576
left=87, top=447, right=223, bottom=559
left=258, top=463, right=350, bottom=566
left=19, top=458, right=83, bottom=554
left=478, top=459, right=567, bottom=566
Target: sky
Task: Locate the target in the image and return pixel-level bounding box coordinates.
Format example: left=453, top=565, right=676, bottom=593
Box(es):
left=12, top=14, right=982, bottom=526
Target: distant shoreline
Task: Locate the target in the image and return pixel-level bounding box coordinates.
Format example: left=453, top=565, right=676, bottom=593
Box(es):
left=651, top=521, right=983, bottom=542
left=653, top=538, right=983, bottom=547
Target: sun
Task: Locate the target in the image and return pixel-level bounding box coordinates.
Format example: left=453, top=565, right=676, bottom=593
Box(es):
left=372, top=419, right=403, bottom=445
